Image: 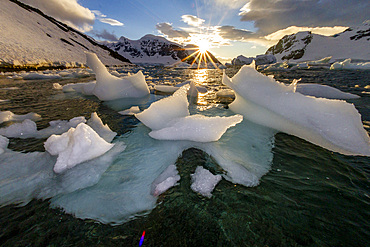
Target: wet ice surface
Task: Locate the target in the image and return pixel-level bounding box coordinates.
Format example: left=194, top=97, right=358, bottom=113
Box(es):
left=0, top=66, right=369, bottom=246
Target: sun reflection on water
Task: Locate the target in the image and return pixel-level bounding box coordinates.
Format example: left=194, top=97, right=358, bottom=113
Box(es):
left=191, top=69, right=210, bottom=107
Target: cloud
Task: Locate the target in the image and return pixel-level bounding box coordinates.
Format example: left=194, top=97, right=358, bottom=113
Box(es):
left=21, top=0, right=95, bottom=32
left=91, top=29, right=118, bottom=41
left=217, top=25, right=254, bottom=41
left=181, top=15, right=205, bottom=27
left=156, top=23, right=190, bottom=39
left=92, top=10, right=123, bottom=26
left=99, top=18, right=124, bottom=26
left=213, top=0, right=247, bottom=9
left=239, top=0, right=369, bottom=35
left=91, top=10, right=106, bottom=18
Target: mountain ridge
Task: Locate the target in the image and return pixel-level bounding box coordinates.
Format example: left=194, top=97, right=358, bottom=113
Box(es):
left=104, top=34, right=223, bottom=66
left=0, top=0, right=131, bottom=70
left=265, top=22, right=370, bottom=62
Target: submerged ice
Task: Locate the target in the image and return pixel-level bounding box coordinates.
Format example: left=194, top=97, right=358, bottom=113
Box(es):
left=223, top=63, right=370, bottom=156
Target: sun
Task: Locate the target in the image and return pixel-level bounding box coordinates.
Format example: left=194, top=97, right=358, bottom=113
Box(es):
left=197, top=39, right=210, bottom=53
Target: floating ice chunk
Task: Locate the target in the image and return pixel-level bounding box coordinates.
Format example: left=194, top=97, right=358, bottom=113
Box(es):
left=135, top=86, right=190, bottom=130
left=151, top=164, right=180, bottom=196
left=154, top=85, right=179, bottom=93
left=223, top=63, right=370, bottom=156
left=86, top=112, right=117, bottom=142
left=190, top=166, right=221, bottom=198
left=118, top=106, right=141, bottom=116
left=62, top=81, right=96, bottom=95
left=0, top=119, right=37, bottom=138
left=296, top=84, right=360, bottom=99
left=149, top=114, right=243, bottom=142
left=86, top=52, right=150, bottom=100
left=0, top=111, right=41, bottom=124
left=216, top=89, right=235, bottom=98
left=44, top=123, right=114, bottom=173
left=22, top=72, right=61, bottom=80
left=53, top=83, right=63, bottom=90
left=330, top=58, right=370, bottom=70
left=0, top=135, right=8, bottom=154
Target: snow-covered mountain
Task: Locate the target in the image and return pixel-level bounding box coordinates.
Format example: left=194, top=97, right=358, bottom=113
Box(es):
left=266, top=22, right=370, bottom=62
left=104, top=35, right=223, bottom=66
left=0, top=0, right=131, bottom=69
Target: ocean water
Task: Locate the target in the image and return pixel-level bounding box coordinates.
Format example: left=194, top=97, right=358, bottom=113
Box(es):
left=0, top=66, right=369, bottom=246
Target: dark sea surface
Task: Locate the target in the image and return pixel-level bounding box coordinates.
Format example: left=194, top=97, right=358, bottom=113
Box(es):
left=0, top=66, right=369, bottom=246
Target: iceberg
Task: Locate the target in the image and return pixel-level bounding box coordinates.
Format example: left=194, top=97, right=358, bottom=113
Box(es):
left=190, top=166, right=222, bottom=198
left=86, top=52, right=150, bottom=100
left=44, top=123, right=115, bottom=173
left=223, top=63, right=370, bottom=156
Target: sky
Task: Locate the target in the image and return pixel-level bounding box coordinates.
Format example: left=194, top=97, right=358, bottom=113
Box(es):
left=20, top=0, right=369, bottom=62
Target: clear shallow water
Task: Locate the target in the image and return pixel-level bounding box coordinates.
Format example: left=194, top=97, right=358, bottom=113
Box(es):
left=0, top=67, right=369, bottom=246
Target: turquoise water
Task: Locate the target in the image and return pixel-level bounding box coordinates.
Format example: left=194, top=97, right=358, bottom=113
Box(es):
left=0, top=67, right=369, bottom=246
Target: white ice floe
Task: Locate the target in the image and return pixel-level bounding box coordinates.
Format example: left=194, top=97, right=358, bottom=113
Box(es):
left=216, top=89, right=235, bottom=98
left=21, top=72, right=62, bottom=80
left=0, top=113, right=114, bottom=141
left=154, top=85, right=179, bottom=93
left=330, top=59, right=370, bottom=70
left=44, top=123, right=115, bottom=173
left=118, top=106, right=141, bottom=116
left=53, top=83, right=63, bottom=90
left=151, top=164, right=180, bottom=196
left=0, top=111, right=41, bottom=124
left=0, top=119, right=37, bottom=138
left=86, top=52, right=150, bottom=100
left=295, top=84, right=360, bottom=99
left=135, top=86, right=190, bottom=130
left=149, top=114, right=243, bottom=142
left=137, top=85, right=242, bottom=142
left=223, top=63, right=370, bottom=156
left=190, top=166, right=222, bottom=198
left=63, top=81, right=96, bottom=95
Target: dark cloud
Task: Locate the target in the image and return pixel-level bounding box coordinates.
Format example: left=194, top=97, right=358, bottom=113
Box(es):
left=155, top=23, right=190, bottom=39
left=218, top=25, right=255, bottom=40
left=240, top=0, right=369, bottom=35
left=92, top=29, right=118, bottom=41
